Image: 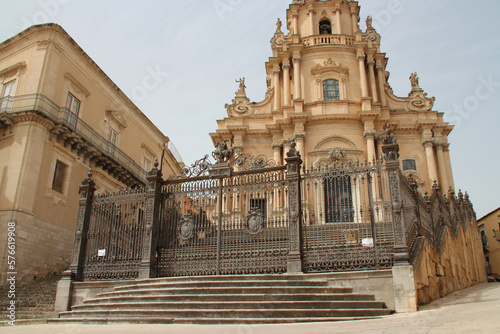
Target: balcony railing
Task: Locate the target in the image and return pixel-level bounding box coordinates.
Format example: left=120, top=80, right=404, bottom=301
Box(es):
left=0, top=94, right=148, bottom=183
left=302, top=34, right=355, bottom=47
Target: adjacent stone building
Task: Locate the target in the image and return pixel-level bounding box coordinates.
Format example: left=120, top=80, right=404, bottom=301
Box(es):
left=0, top=24, right=183, bottom=284
left=478, top=207, right=500, bottom=277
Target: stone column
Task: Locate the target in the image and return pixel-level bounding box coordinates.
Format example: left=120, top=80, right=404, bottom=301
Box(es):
left=376, top=61, right=388, bottom=106
left=367, top=57, right=379, bottom=103
left=293, top=57, right=302, bottom=100
left=350, top=4, right=359, bottom=33
left=435, top=142, right=450, bottom=192
left=273, top=66, right=281, bottom=111
left=283, top=62, right=291, bottom=106
left=335, top=7, right=342, bottom=34
left=357, top=52, right=369, bottom=98
left=272, top=142, right=282, bottom=165
left=69, top=171, right=96, bottom=281
left=364, top=130, right=377, bottom=163
left=423, top=139, right=439, bottom=186
left=308, top=6, right=315, bottom=35
left=138, top=163, right=163, bottom=279
left=283, top=138, right=292, bottom=158
left=443, top=144, right=455, bottom=190
left=292, top=11, right=299, bottom=35
left=294, top=132, right=306, bottom=165
left=285, top=141, right=303, bottom=273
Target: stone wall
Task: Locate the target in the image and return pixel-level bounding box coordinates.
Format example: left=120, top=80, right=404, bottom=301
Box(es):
left=0, top=211, right=74, bottom=285
left=413, top=221, right=488, bottom=305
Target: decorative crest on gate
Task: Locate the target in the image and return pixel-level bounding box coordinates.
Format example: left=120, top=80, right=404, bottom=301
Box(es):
left=177, top=213, right=195, bottom=241
left=245, top=208, right=265, bottom=235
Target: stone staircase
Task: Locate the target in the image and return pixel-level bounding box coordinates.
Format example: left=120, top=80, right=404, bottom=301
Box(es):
left=51, top=275, right=393, bottom=324
left=0, top=274, right=60, bottom=325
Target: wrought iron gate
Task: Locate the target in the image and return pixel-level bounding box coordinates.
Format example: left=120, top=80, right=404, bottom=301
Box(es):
left=157, top=163, right=290, bottom=277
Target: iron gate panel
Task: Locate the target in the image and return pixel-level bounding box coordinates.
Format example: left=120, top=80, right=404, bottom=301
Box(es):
left=83, top=188, right=147, bottom=281
left=301, top=162, right=394, bottom=272
left=157, top=168, right=289, bottom=277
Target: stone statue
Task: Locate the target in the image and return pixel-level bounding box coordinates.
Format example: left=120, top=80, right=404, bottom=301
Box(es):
left=276, top=18, right=282, bottom=32
left=213, top=140, right=234, bottom=164
left=410, top=72, right=420, bottom=90
left=235, top=78, right=246, bottom=96
left=366, top=16, right=373, bottom=29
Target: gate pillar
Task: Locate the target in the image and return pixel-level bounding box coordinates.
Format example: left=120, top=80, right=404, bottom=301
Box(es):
left=382, top=126, right=410, bottom=265
left=69, top=170, right=96, bottom=281
left=139, top=161, right=163, bottom=279
left=285, top=140, right=303, bottom=274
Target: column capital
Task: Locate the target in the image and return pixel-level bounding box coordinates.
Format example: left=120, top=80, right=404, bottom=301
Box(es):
left=272, top=142, right=282, bottom=151
left=294, top=132, right=306, bottom=142
left=422, top=139, right=435, bottom=149
left=282, top=62, right=291, bottom=69
left=292, top=56, right=301, bottom=63
left=367, top=59, right=376, bottom=66
left=434, top=141, right=446, bottom=150
left=363, top=130, right=377, bottom=140
left=357, top=53, right=366, bottom=61
left=232, top=143, right=244, bottom=153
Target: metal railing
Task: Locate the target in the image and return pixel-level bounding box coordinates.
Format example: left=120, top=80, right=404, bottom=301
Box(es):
left=1, top=94, right=147, bottom=182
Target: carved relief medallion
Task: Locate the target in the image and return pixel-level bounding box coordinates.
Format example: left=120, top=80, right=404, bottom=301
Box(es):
left=177, top=214, right=195, bottom=241
left=246, top=208, right=264, bottom=235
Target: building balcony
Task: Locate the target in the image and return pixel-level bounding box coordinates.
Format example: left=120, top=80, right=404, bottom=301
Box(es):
left=0, top=94, right=148, bottom=186
left=302, top=34, right=355, bottom=47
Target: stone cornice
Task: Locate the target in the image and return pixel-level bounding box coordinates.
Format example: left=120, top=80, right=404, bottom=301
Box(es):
left=65, top=72, right=91, bottom=97
left=0, top=61, right=26, bottom=78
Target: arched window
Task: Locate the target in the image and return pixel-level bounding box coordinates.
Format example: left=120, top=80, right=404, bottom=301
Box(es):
left=323, top=79, right=340, bottom=101
left=319, top=20, right=332, bottom=35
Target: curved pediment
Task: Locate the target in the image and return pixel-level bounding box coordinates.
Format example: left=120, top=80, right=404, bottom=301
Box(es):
left=313, top=135, right=358, bottom=151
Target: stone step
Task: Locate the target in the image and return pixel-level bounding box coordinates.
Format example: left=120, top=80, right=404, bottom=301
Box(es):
left=49, top=316, right=383, bottom=325
left=82, top=292, right=376, bottom=304
left=112, top=279, right=328, bottom=292
left=72, top=300, right=387, bottom=311
left=97, top=286, right=353, bottom=298
left=58, top=308, right=393, bottom=319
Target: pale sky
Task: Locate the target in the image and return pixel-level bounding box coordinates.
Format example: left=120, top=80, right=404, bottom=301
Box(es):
left=1, top=0, right=499, bottom=218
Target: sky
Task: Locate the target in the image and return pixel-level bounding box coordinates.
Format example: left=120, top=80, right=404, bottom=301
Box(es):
left=0, top=0, right=499, bottom=218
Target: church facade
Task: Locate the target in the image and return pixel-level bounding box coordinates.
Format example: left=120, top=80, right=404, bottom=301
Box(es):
left=211, top=0, right=454, bottom=193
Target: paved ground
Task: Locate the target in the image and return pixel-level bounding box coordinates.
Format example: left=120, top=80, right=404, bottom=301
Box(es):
left=2, top=283, right=500, bottom=334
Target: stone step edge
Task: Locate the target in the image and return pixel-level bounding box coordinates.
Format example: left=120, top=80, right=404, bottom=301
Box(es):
left=98, top=286, right=353, bottom=297
left=113, top=280, right=329, bottom=291
left=72, top=300, right=387, bottom=310
left=58, top=308, right=394, bottom=317
left=48, top=316, right=385, bottom=324
left=82, top=293, right=377, bottom=304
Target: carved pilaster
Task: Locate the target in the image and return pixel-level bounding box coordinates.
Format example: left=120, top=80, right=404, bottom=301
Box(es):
left=138, top=162, right=163, bottom=279
left=285, top=140, right=303, bottom=273
left=382, top=127, right=409, bottom=265
left=69, top=170, right=96, bottom=281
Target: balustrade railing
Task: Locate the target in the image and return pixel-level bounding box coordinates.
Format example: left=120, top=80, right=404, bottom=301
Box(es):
left=302, top=34, right=355, bottom=47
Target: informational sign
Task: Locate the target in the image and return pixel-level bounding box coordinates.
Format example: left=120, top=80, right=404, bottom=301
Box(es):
left=362, top=238, right=374, bottom=248
left=98, top=249, right=106, bottom=257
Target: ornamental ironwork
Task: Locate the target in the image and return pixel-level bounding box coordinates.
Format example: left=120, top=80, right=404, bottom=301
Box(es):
left=245, top=208, right=265, bottom=235
left=233, top=153, right=277, bottom=170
